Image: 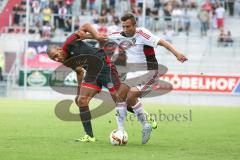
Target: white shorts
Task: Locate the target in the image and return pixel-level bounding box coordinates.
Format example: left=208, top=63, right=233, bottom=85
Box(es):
left=122, top=70, right=159, bottom=98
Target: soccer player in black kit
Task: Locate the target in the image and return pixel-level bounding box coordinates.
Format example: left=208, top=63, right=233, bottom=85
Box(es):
left=46, top=22, right=122, bottom=142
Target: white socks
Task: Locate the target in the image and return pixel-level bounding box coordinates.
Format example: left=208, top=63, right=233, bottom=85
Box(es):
left=115, top=101, right=148, bottom=130
left=132, top=102, right=148, bottom=127
left=115, top=102, right=127, bottom=131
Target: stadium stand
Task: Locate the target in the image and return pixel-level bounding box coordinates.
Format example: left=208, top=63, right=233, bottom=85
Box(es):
left=0, top=0, right=23, bottom=31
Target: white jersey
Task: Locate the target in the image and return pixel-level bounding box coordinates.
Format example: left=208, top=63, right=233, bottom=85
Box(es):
left=108, top=27, right=161, bottom=63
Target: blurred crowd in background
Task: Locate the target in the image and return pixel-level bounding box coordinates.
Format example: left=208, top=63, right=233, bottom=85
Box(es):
left=2, top=0, right=240, bottom=42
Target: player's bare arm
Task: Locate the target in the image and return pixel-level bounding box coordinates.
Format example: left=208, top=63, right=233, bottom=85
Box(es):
left=75, top=67, right=84, bottom=105
left=75, top=66, right=84, bottom=84
left=74, top=22, right=97, bottom=40
left=158, top=39, right=188, bottom=63
left=74, top=22, right=108, bottom=42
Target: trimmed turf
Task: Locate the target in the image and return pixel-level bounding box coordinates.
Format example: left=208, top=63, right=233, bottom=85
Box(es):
left=0, top=99, right=240, bottom=160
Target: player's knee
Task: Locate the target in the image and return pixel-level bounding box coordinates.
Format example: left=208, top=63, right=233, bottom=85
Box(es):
left=115, top=84, right=130, bottom=102
left=128, top=88, right=140, bottom=98
left=126, top=98, right=136, bottom=107
left=78, top=96, right=89, bottom=107
left=116, top=92, right=127, bottom=102
left=126, top=88, right=139, bottom=106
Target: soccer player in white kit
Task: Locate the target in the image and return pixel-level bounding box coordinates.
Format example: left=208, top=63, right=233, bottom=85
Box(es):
left=107, top=13, right=188, bottom=144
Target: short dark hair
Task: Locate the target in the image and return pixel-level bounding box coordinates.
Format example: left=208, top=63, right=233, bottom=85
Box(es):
left=46, top=45, right=52, bottom=55
left=46, top=45, right=57, bottom=56
left=121, top=13, right=136, bottom=25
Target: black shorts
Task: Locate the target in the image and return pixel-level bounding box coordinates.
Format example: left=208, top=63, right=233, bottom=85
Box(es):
left=82, top=56, right=120, bottom=93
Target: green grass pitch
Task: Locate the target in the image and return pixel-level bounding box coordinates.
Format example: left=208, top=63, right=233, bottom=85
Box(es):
left=0, top=99, right=240, bottom=160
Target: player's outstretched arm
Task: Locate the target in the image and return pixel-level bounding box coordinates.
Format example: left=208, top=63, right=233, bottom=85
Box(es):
left=158, top=39, right=188, bottom=63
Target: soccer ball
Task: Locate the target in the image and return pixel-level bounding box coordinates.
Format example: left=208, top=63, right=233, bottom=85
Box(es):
left=109, top=129, right=128, bottom=145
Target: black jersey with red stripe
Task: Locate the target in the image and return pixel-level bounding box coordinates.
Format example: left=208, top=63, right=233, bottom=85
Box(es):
left=61, top=33, right=106, bottom=70
left=60, top=33, right=120, bottom=91
left=62, top=34, right=100, bottom=57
